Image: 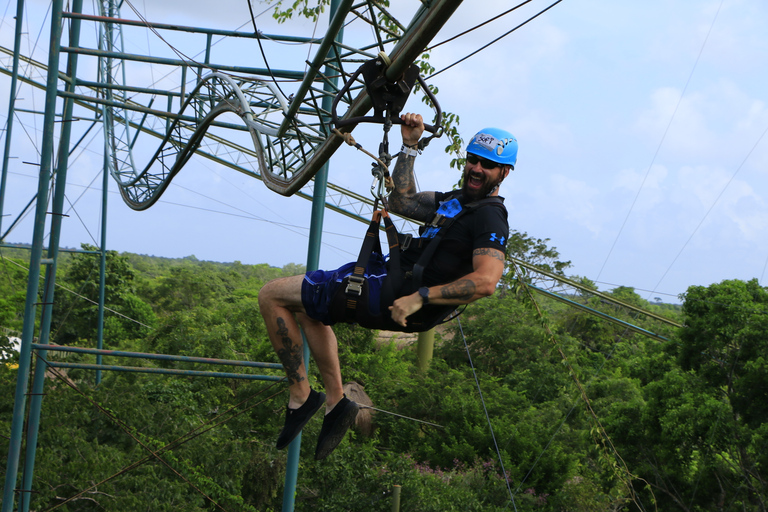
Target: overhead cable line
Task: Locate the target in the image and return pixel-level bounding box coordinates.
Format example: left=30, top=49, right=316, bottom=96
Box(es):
left=0, top=255, right=154, bottom=328
left=427, top=0, right=534, bottom=50
left=593, top=280, right=680, bottom=300
left=6, top=169, right=360, bottom=252
left=650, top=120, right=768, bottom=296
left=509, top=262, right=654, bottom=510
left=246, top=0, right=290, bottom=100
left=427, top=0, right=565, bottom=80
left=514, top=323, right=627, bottom=494
left=513, top=257, right=682, bottom=327
left=457, top=317, right=517, bottom=511
left=596, top=0, right=724, bottom=292
left=121, top=0, right=210, bottom=72
left=358, top=405, right=444, bottom=429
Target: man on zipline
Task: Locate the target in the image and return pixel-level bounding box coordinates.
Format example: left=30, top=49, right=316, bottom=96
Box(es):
left=258, top=112, right=517, bottom=459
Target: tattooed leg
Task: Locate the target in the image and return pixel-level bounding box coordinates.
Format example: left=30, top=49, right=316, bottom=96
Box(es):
left=258, top=275, right=311, bottom=408
left=259, top=274, right=345, bottom=410
left=275, top=317, right=305, bottom=386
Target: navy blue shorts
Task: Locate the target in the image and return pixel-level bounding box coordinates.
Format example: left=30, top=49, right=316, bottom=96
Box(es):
left=301, top=254, right=388, bottom=325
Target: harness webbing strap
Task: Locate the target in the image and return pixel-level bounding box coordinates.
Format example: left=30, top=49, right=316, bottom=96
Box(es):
left=410, top=196, right=504, bottom=290
left=331, top=196, right=506, bottom=332
left=340, top=209, right=402, bottom=324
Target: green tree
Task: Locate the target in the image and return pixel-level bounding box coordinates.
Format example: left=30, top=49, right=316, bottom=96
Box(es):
left=0, top=255, right=28, bottom=333
left=51, top=244, right=155, bottom=346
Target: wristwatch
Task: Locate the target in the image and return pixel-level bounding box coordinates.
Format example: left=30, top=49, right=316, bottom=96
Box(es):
left=418, top=286, right=430, bottom=305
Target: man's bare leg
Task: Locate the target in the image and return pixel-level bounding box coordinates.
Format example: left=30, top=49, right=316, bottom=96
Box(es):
left=258, top=275, right=343, bottom=410
left=259, top=274, right=358, bottom=457
left=296, top=312, right=344, bottom=412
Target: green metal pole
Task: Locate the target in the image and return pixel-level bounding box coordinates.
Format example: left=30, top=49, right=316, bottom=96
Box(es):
left=417, top=329, right=435, bottom=372
left=391, top=484, right=402, bottom=512
left=96, top=151, right=109, bottom=385
left=282, top=1, right=344, bottom=511
left=1, top=1, right=65, bottom=510
left=0, top=0, right=26, bottom=237
left=95, top=5, right=120, bottom=379
left=19, top=1, right=84, bottom=509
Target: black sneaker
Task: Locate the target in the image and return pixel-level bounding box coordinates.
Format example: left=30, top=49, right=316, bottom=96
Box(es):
left=276, top=388, right=326, bottom=450
left=315, top=395, right=359, bottom=460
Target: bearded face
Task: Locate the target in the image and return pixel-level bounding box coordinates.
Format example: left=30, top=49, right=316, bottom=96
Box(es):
left=461, top=159, right=507, bottom=200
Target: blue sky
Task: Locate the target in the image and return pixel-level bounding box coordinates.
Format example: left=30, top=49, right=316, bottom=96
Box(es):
left=1, top=0, right=767, bottom=303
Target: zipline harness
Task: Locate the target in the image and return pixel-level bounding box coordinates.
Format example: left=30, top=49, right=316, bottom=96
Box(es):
left=330, top=53, right=506, bottom=333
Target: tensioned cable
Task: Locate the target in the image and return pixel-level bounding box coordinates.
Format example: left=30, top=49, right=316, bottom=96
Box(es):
left=358, top=405, right=444, bottom=429
left=7, top=169, right=361, bottom=253
left=62, top=193, right=99, bottom=246
left=593, top=280, right=679, bottom=300
left=427, top=0, right=565, bottom=80
left=124, top=2, right=281, bottom=103
left=141, top=0, right=155, bottom=86
left=1, top=254, right=148, bottom=329
left=650, top=120, right=768, bottom=295
left=22, top=0, right=52, bottom=149
left=509, top=262, right=655, bottom=510
left=246, top=0, right=290, bottom=101
left=120, top=0, right=210, bottom=72
left=427, top=0, right=534, bottom=51
left=0, top=247, right=15, bottom=288
left=176, top=154, right=301, bottom=230
left=596, top=0, right=724, bottom=288
left=514, top=308, right=641, bottom=494
left=457, top=316, right=517, bottom=511
left=4, top=123, right=105, bottom=241
left=1, top=0, right=13, bottom=31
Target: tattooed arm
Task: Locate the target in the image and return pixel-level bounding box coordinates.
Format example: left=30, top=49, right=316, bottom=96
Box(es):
left=388, top=112, right=436, bottom=222
left=388, top=247, right=507, bottom=327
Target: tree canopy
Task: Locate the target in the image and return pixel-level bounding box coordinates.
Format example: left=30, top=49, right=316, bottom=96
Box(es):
left=5, top=235, right=766, bottom=510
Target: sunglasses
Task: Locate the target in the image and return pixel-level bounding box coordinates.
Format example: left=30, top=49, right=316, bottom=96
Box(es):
left=466, top=153, right=500, bottom=170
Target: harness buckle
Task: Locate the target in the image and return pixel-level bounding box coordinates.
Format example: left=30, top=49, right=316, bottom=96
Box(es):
left=400, top=233, right=412, bottom=251
left=427, top=213, right=444, bottom=227
left=345, top=275, right=366, bottom=296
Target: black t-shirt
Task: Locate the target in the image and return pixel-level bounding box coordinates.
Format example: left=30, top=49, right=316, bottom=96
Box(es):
left=398, top=191, right=509, bottom=288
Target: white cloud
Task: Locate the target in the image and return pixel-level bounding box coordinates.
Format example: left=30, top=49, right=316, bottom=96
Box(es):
left=612, top=164, right=668, bottom=212
left=538, top=174, right=601, bottom=235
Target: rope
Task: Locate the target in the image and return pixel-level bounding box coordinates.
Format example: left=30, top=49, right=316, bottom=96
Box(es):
left=332, top=128, right=394, bottom=192
left=358, top=404, right=444, bottom=429
left=457, top=317, right=518, bottom=511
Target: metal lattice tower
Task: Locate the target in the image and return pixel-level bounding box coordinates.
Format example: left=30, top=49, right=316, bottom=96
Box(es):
left=0, top=0, right=464, bottom=510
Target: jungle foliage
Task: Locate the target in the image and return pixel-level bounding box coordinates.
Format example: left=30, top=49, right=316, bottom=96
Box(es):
left=2, top=237, right=766, bottom=511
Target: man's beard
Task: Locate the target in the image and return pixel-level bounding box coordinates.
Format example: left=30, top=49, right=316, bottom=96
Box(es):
left=461, top=168, right=499, bottom=200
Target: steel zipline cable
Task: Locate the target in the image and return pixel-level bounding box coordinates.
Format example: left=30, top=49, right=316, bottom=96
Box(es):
left=427, top=0, right=535, bottom=51
left=456, top=317, right=518, bottom=511
left=427, top=0, right=566, bottom=80
left=508, top=261, right=655, bottom=511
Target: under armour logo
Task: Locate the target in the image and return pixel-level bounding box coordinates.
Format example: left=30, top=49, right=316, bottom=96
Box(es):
left=490, top=233, right=506, bottom=245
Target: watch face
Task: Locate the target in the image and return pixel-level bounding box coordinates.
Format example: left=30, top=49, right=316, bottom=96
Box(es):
left=419, top=287, right=429, bottom=303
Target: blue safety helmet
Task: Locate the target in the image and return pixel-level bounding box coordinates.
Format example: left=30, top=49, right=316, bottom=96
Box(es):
left=466, top=127, right=518, bottom=169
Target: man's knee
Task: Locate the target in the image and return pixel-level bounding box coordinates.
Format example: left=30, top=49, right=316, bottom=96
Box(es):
left=258, top=275, right=305, bottom=312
